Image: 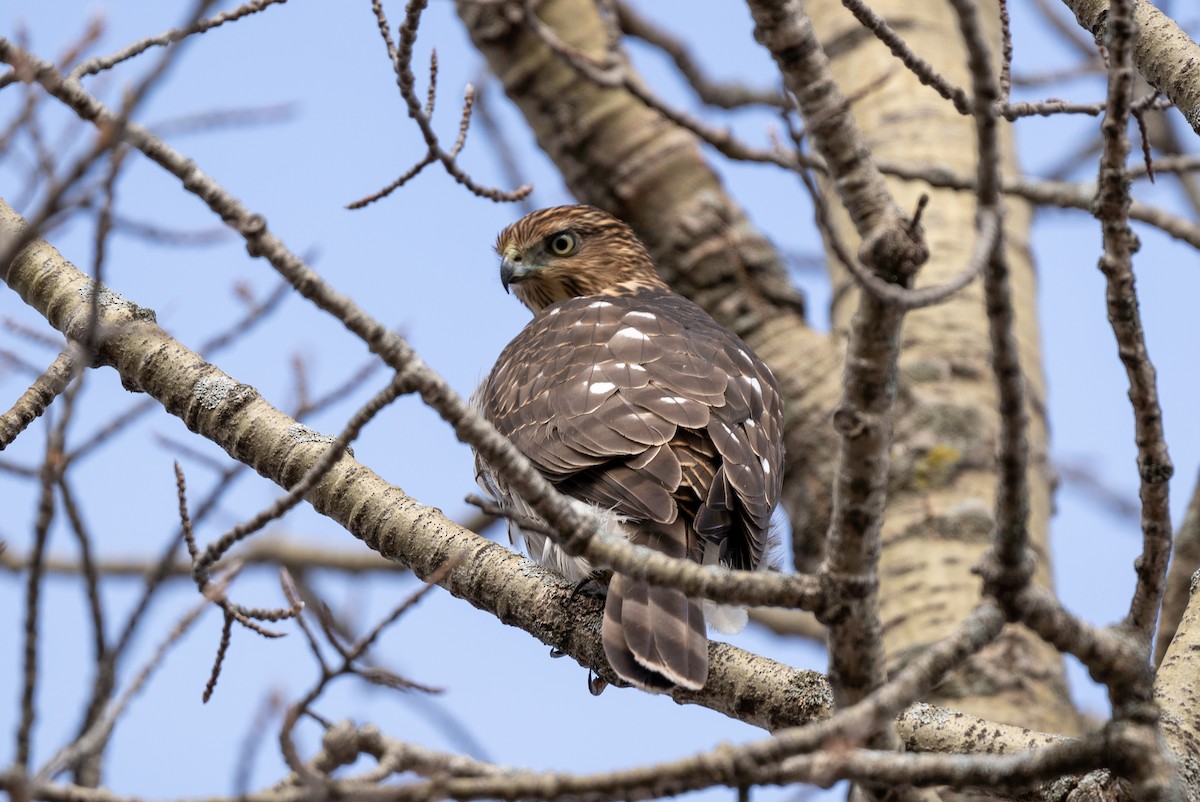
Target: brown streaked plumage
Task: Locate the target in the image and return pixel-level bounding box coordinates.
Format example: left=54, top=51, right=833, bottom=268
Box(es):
left=494, top=205, right=669, bottom=312
left=474, top=205, right=783, bottom=693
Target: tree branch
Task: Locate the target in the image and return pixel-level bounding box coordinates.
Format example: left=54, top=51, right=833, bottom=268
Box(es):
left=1061, top=0, right=1200, bottom=135
left=0, top=199, right=832, bottom=730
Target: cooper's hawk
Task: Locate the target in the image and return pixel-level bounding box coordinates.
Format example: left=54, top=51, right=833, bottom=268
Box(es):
left=474, top=205, right=784, bottom=692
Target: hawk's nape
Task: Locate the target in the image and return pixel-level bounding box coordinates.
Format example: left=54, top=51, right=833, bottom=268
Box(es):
left=473, top=205, right=784, bottom=692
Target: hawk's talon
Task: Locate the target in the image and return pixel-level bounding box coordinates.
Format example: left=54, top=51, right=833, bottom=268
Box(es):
left=569, top=574, right=607, bottom=601
left=588, top=671, right=608, bottom=696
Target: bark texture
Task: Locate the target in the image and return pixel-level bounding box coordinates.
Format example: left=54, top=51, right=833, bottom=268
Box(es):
left=806, top=0, right=1077, bottom=736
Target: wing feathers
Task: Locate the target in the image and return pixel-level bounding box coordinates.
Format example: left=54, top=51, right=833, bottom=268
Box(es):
left=479, top=289, right=783, bottom=691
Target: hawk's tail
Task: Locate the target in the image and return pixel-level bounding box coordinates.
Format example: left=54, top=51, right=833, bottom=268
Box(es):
left=602, top=573, right=708, bottom=692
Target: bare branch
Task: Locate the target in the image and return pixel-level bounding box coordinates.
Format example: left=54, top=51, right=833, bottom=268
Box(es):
left=66, top=0, right=288, bottom=81
left=1086, top=0, right=1174, bottom=655
left=612, top=1, right=785, bottom=109
left=348, top=0, right=531, bottom=206
left=0, top=346, right=80, bottom=450
left=1062, top=0, right=1200, bottom=136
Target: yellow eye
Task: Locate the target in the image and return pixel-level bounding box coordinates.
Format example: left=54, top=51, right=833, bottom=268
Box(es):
left=548, top=232, right=577, bottom=256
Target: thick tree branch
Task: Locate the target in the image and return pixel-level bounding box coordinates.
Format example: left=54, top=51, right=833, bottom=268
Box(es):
left=1062, top=0, right=1200, bottom=135
left=0, top=199, right=831, bottom=730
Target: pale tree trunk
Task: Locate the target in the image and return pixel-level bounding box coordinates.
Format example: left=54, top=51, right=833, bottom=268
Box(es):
left=805, top=0, right=1075, bottom=737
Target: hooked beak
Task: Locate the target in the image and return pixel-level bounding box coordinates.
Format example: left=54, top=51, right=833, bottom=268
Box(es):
left=500, top=249, right=533, bottom=293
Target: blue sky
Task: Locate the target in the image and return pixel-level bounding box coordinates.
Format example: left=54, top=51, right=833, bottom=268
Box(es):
left=1, top=1, right=1198, bottom=799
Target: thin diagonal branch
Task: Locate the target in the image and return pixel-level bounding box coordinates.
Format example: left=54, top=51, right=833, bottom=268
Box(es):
left=0, top=345, right=79, bottom=450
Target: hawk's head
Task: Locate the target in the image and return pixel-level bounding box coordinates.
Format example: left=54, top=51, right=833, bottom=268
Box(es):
left=494, top=205, right=669, bottom=313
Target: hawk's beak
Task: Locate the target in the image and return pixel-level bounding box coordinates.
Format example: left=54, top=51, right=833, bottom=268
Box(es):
left=500, top=248, right=533, bottom=293
left=500, top=256, right=517, bottom=293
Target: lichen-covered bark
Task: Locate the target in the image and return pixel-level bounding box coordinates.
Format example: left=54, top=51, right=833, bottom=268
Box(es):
left=806, top=0, right=1077, bottom=736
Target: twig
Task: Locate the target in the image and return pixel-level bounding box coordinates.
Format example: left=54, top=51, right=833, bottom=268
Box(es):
left=0, top=346, right=79, bottom=450
left=67, top=0, right=288, bottom=80
left=34, top=578, right=228, bottom=781
left=1001, top=94, right=1170, bottom=120
left=4, top=317, right=65, bottom=350
left=56, top=475, right=107, bottom=674
left=839, top=0, right=970, bottom=114
left=15, top=424, right=59, bottom=770
left=998, top=0, right=1014, bottom=103
left=202, top=611, right=235, bottom=703
left=465, top=493, right=562, bottom=541
left=1057, top=458, right=1141, bottom=523
left=344, top=553, right=462, bottom=667
left=946, top=0, right=1029, bottom=597
left=612, top=0, right=785, bottom=109
left=348, top=0, right=530, bottom=207
left=149, top=102, right=297, bottom=138
left=83, top=136, right=129, bottom=355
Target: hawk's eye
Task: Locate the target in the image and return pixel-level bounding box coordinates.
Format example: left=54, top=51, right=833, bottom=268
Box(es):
left=548, top=232, right=577, bottom=256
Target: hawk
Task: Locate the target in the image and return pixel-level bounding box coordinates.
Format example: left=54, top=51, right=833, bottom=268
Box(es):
left=473, top=205, right=784, bottom=692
